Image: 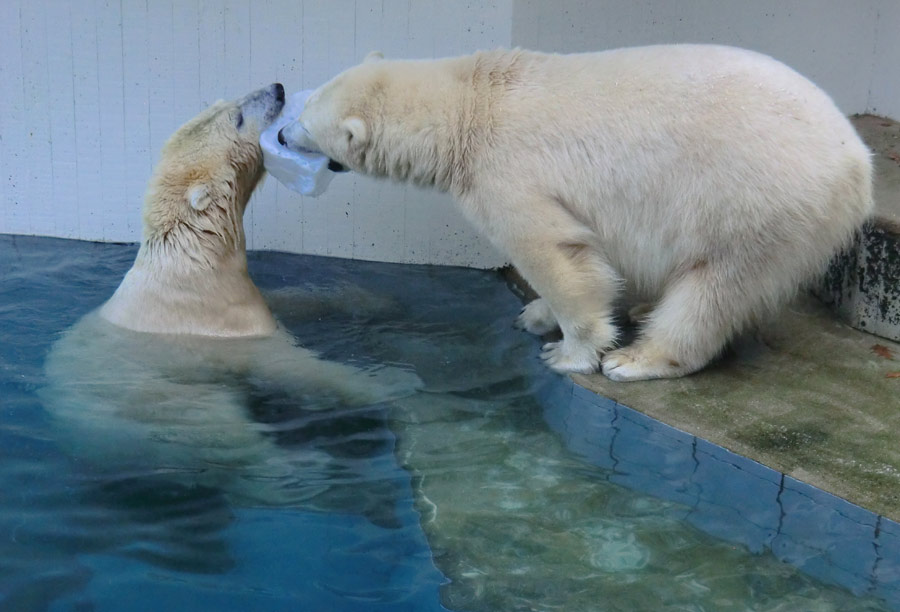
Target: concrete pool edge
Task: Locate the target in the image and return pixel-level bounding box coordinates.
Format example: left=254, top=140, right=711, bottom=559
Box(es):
left=568, top=294, right=900, bottom=525
left=536, top=375, right=900, bottom=609
left=504, top=251, right=900, bottom=526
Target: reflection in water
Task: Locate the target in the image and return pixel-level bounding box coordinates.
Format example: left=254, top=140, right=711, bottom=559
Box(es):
left=391, top=383, right=895, bottom=612
left=2, top=236, right=444, bottom=611
left=543, top=381, right=900, bottom=611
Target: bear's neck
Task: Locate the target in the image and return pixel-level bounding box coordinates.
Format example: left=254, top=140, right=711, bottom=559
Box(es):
left=98, top=201, right=276, bottom=337
left=364, top=51, right=523, bottom=195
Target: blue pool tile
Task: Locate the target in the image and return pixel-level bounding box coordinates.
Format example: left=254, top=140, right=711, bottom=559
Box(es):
left=553, top=380, right=900, bottom=610
left=571, top=382, right=618, bottom=411
left=773, top=478, right=879, bottom=596
left=874, top=517, right=900, bottom=607
left=543, top=380, right=619, bottom=472
left=693, top=437, right=783, bottom=487
left=782, top=475, right=879, bottom=528
left=612, top=398, right=690, bottom=440
left=609, top=408, right=700, bottom=508
left=686, top=447, right=781, bottom=553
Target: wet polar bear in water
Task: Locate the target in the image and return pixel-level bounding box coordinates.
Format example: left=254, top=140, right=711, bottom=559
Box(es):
left=279, top=45, right=874, bottom=381
left=42, top=84, right=420, bottom=503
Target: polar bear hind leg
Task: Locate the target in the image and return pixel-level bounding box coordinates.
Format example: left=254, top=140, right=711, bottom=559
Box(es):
left=601, top=260, right=763, bottom=381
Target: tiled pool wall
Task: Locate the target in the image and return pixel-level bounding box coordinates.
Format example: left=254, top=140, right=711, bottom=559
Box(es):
left=537, top=376, right=900, bottom=609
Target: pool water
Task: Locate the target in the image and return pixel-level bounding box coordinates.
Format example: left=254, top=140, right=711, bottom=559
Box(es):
left=0, top=234, right=895, bottom=611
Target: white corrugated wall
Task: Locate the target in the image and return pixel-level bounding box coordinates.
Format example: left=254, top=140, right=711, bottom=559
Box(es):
left=0, top=0, right=513, bottom=267
left=512, top=0, right=900, bottom=120
left=1, top=1, right=897, bottom=267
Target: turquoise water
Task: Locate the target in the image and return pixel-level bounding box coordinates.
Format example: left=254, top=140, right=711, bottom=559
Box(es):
left=1, top=234, right=896, bottom=611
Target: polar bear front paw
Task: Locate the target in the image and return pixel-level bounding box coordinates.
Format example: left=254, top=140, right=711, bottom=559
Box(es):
left=601, top=347, right=688, bottom=382
left=540, top=339, right=600, bottom=374
left=515, top=298, right=559, bottom=335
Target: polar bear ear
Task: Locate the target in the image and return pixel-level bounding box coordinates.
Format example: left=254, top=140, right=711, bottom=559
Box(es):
left=188, top=185, right=211, bottom=211
left=364, top=51, right=384, bottom=63
left=341, top=117, right=369, bottom=147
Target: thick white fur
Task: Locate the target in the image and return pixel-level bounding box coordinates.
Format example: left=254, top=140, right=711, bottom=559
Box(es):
left=287, top=45, right=874, bottom=381
left=42, top=86, right=419, bottom=503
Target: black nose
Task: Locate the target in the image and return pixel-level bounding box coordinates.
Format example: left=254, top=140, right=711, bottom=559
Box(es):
left=273, top=83, right=285, bottom=103
left=277, top=128, right=287, bottom=146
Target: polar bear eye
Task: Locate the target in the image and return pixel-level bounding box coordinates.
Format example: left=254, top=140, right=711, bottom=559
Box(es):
left=235, top=112, right=244, bottom=129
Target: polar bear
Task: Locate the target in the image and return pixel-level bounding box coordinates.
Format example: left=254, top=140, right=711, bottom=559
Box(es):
left=278, top=45, right=874, bottom=381
left=42, top=84, right=420, bottom=504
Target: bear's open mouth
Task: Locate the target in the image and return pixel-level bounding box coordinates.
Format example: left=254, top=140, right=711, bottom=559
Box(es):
left=328, top=160, right=350, bottom=173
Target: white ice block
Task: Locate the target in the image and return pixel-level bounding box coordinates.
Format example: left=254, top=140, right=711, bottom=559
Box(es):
left=260, top=90, right=334, bottom=197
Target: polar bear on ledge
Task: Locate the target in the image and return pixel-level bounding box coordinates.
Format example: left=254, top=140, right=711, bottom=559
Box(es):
left=42, top=84, right=420, bottom=502
left=279, top=45, right=874, bottom=382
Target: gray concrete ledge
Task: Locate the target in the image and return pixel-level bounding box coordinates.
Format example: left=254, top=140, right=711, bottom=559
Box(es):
left=572, top=297, right=900, bottom=523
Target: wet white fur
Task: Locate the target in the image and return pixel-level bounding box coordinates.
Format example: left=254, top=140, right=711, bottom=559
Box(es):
left=92, top=87, right=407, bottom=400
left=288, top=45, right=873, bottom=380
left=42, top=88, right=419, bottom=501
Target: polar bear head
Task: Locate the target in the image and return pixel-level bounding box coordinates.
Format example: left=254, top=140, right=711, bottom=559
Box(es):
left=279, top=53, right=385, bottom=174
left=143, top=83, right=285, bottom=251
left=279, top=52, right=468, bottom=191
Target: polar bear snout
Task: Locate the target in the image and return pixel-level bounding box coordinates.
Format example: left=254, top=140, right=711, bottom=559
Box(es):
left=239, top=83, right=285, bottom=128
left=278, top=121, right=317, bottom=153
left=277, top=122, right=351, bottom=173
